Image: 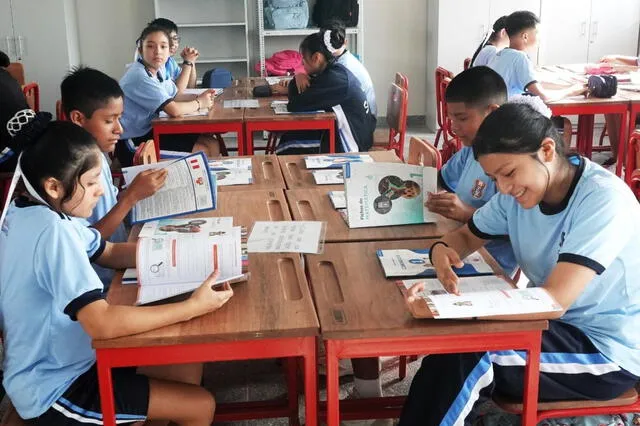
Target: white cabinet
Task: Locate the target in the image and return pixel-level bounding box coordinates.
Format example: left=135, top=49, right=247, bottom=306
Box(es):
left=154, top=0, right=251, bottom=82
left=539, top=0, right=640, bottom=65
left=0, top=0, right=80, bottom=114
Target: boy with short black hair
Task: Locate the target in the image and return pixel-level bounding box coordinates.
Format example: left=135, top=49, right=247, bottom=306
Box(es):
left=426, top=66, right=517, bottom=275
left=488, top=10, right=586, bottom=102
left=61, top=66, right=167, bottom=285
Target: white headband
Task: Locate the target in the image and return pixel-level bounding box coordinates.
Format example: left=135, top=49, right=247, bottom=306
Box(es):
left=323, top=31, right=340, bottom=54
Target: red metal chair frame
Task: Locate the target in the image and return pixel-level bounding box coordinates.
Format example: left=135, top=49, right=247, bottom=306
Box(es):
left=22, top=82, right=39, bottom=112
left=384, top=83, right=408, bottom=159
left=434, top=67, right=454, bottom=148
left=463, top=57, right=471, bottom=70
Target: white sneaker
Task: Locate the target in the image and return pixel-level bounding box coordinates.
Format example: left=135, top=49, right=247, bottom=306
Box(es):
left=317, top=356, right=354, bottom=377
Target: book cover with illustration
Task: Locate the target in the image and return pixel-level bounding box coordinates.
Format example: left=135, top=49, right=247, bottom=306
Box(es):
left=377, top=249, right=494, bottom=278
left=344, top=162, right=438, bottom=228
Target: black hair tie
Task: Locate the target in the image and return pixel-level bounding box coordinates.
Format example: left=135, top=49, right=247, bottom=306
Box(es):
left=7, top=110, right=53, bottom=154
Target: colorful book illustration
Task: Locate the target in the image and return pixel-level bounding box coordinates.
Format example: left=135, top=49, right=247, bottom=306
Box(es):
left=312, top=169, right=344, bottom=185
left=132, top=226, right=246, bottom=305
left=138, top=217, right=234, bottom=238
left=397, top=275, right=512, bottom=295
left=121, top=152, right=216, bottom=224
left=377, top=249, right=493, bottom=278
left=304, top=154, right=373, bottom=169
left=208, top=158, right=253, bottom=186
left=344, top=162, right=438, bottom=228
left=328, top=191, right=346, bottom=209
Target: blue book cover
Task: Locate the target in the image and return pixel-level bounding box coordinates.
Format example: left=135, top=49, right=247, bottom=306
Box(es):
left=376, top=248, right=494, bottom=278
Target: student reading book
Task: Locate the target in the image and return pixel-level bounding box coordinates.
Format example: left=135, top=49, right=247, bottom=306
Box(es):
left=344, top=162, right=438, bottom=228
left=121, top=152, right=216, bottom=223
left=399, top=103, right=640, bottom=426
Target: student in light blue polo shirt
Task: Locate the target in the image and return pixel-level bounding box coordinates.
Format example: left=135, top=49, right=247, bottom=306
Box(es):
left=470, top=16, right=509, bottom=68
left=116, top=25, right=218, bottom=167
left=0, top=114, right=232, bottom=425
left=426, top=66, right=517, bottom=276
left=61, top=67, right=168, bottom=286
left=488, top=11, right=586, bottom=101
left=399, top=103, right=640, bottom=426
left=321, top=20, right=377, bottom=116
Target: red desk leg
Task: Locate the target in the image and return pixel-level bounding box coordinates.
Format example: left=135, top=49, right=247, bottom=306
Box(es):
left=617, top=110, right=630, bottom=178
left=303, top=337, right=318, bottom=426
left=325, top=340, right=341, bottom=426
left=96, top=352, right=117, bottom=426
left=152, top=122, right=245, bottom=158
left=521, top=332, right=542, bottom=426
left=244, top=119, right=336, bottom=155
left=328, top=123, right=336, bottom=153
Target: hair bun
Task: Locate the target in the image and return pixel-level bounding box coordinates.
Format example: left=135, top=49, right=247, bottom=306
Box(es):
left=7, top=110, right=53, bottom=153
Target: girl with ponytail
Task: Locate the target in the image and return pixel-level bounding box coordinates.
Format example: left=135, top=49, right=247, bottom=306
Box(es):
left=470, top=16, right=509, bottom=67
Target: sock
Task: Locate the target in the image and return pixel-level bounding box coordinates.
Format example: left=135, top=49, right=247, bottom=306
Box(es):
left=354, top=377, right=382, bottom=398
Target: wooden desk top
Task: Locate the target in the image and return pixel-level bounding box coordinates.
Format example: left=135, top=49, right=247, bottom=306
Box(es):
left=217, top=155, right=286, bottom=192
left=286, top=187, right=460, bottom=243
left=278, top=150, right=402, bottom=190
left=151, top=97, right=244, bottom=126
left=94, top=189, right=316, bottom=349
left=243, top=97, right=336, bottom=122
left=306, top=240, right=547, bottom=340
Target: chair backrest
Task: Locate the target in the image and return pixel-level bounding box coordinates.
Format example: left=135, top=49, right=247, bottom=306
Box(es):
left=22, top=82, right=39, bottom=112
left=463, top=57, right=472, bottom=70
left=407, top=136, right=442, bottom=170
left=55, top=100, right=68, bottom=121
left=385, top=83, right=408, bottom=159
left=133, top=139, right=158, bottom=166
left=435, top=67, right=453, bottom=128
left=395, top=72, right=409, bottom=91
left=5, top=62, right=25, bottom=86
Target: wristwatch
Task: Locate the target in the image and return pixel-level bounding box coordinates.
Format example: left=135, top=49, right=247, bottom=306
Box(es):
left=182, top=60, right=194, bottom=66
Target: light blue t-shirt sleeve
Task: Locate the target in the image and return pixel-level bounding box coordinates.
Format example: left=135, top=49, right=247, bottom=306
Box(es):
left=34, top=224, right=105, bottom=318
left=440, top=147, right=470, bottom=192
left=125, top=70, right=177, bottom=113
left=468, top=193, right=510, bottom=238
left=515, top=53, right=537, bottom=91
left=559, top=188, right=634, bottom=274
left=166, top=57, right=181, bottom=81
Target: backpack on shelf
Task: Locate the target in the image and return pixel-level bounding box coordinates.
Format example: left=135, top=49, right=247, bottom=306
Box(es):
left=312, top=0, right=359, bottom=27
left=255, top=50, right=305, bottom=76
left=202, top=68, right=233, bottom=89
left=264, top=0, right=309, bottom=30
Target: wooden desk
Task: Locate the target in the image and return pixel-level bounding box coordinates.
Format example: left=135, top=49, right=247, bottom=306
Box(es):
left=278, top=150, right=402, bottom=190
left=306, top=240, right=547, bottom=426
left=244, top=97, right=337, bottom=155
left=286, top=187, right=459, bottom=242
left=217, top=155, right=286, bottom=192
left=94, top=189, right=318, bottom=426
left=151, top=97, right=245, bottom=157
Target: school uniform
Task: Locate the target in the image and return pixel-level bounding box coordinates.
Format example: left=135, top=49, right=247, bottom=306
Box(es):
left=472, top=45, right=498, bottom=67
left=487, top=48, right=537, bottom=98
left=0, top=198, right=148, bottom=424
left=399, top=156, right=640, bottom=426
left=78, top=153, right=128, bottom=287
left=439, top=146, right=517, bottom=275
left=0, top=68, right=29, bottom=172
left=164, top=56, right=181, bottom=81
left=116, top=59, right=197, bottom=167
left=277, top=62, right=376, bottom=154
left=336, top=50, right=377, bottom=116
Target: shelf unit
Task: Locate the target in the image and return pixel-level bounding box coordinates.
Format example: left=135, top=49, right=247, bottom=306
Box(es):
left=257, top=0, right=365, bottom=76
left=154, top=0, right=251, bottom=80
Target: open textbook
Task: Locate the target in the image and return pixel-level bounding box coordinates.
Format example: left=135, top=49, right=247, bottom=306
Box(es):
left=377, top=249, right=493, bottom=278
left=121, top=152, right=216, bottom=224
left=344, top=162, right=438, bottom=228
left=328, top=191, right=346, bottom=209
left=400, top=276, right=562, bottom=319
left=133, top=226, right=246, bottom=305
left=208, top=158, right=253, bottom=186
left=312, top=169, right=344, bottom=185
left=305, top=154, right=373, bottom=169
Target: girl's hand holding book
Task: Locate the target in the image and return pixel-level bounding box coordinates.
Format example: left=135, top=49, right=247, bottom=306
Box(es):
left=189, top=269, right=234, bottom=316
left=431, top=243, right=464, bottom=295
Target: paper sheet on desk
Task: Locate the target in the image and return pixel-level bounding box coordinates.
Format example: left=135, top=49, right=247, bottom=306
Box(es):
left=159, top=110, right=209, bottom=118
left=312, top=169, right=344, bottom=185
left=182, top=88, right=223, bottom=96
left=247, top=221, right=326, bottom=254
left=224, top=99, right=259, bottom=108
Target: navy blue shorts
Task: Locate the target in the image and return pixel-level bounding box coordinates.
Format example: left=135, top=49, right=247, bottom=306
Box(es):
left=27, top=364, right=149, bottom=425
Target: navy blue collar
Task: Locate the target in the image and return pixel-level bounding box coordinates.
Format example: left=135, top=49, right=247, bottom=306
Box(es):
left=539, top=155, right=585, bottom=216
left=137, top=58, right=164, bottom=82
left=15, top=196, right=69, bottom=220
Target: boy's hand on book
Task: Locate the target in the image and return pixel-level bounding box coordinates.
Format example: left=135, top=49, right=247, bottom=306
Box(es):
left=189, top=270, right=234, bottom=316
left=128, top=169, right=168, bottom=201
left=432, top=244, right=464, bottom=295
left=425, top=192, right=474, bottom=223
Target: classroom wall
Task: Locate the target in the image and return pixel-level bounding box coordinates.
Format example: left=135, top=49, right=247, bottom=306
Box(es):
left=71, top=0, right=428, bottom=118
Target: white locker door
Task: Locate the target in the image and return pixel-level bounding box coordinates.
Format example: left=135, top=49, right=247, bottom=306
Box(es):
left=489, top=0, right=542, bottom=64
left=10, top=0, right=75, bottom=113
left=0, top=0, right=17, bottom=62
left=587, top=0, right=640, bottom=62
left=538, top=0, right=591, bottom=65
left=437, top=0, right=491, bottom=74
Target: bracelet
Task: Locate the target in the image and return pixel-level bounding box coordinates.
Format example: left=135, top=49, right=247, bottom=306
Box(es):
left=428, top=241, right=449, bottom=265
left=182, top=60, right=194, bottom=66
left=195, top=98, right=201, bottom=110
